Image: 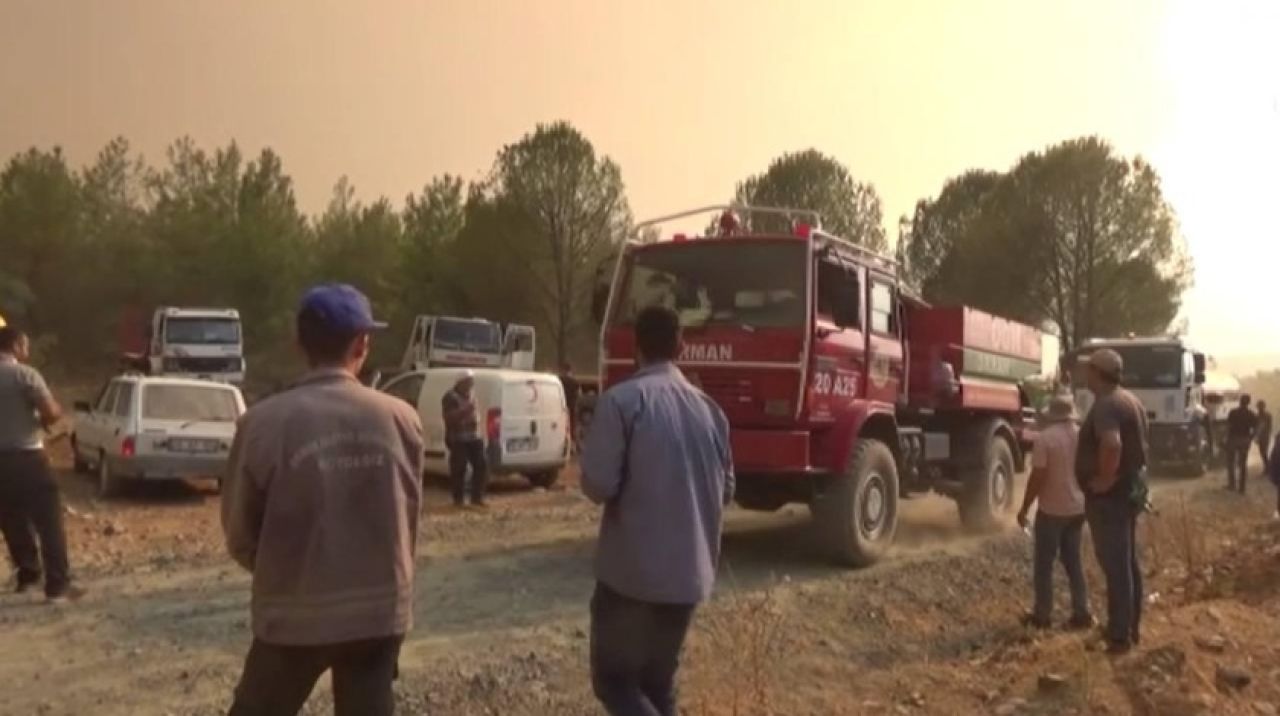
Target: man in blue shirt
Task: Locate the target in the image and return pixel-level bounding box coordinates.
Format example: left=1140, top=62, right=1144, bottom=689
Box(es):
left=582, top=305, right=733, bottom=716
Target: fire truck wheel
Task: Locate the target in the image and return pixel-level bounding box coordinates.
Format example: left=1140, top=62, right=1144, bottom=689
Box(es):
left=816, top=438, right=899, bottom=567
left=958, top=437, right=1015, bottom=533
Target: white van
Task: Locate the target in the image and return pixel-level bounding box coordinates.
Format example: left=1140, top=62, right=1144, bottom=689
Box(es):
left=379, top=367, right=570, bottom=488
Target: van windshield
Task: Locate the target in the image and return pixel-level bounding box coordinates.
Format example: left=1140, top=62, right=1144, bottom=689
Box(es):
left=612, top=241, right=807, bottom=329
left=433, top=319, right=501, bottom=353
left=143, top=385, right=239, bottom=422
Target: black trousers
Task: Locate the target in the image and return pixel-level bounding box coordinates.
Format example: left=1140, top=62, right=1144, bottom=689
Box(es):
left=228, top=636, right=403, bottom=716
left=1086, top=495, right=1143, bottom=647
left=590, top=582, right=696, bottom=716
left=446, top=439, right=488, bottom=505
left=1227, top=440, right=1250, bottom=492
left=0, top=449, right=71, bottom=596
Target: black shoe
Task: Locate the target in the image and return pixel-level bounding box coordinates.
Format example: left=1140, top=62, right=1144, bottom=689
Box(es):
left=1104, top=640, right=1133, bottom=656
left=45, top=585, right=86, bottom=605
left=14, top=578, right=40, bottom=595
left=1067, top=614, right=1097, bottom=631
left=1022, top=612, right=1052, bottom=629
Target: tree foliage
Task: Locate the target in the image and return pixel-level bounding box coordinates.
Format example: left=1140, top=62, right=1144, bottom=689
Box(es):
left=902, top=136, right=1192, bottom=351
left=732, top=149, right=887, bottom=251
left=0, top=122, right=631, bottom=384
left=472, top=122, right=632, bottom=365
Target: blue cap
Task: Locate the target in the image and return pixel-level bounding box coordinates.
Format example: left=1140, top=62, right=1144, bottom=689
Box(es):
left=298, top=284, right=387, bottom=333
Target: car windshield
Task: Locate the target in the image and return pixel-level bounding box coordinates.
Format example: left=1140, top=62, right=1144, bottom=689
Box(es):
left=142, top=385, right=240, bottom=422
left=433, top=319, right=501, bottom=353
left=1112, top=345, right=1183, bottom=388
left=612, top=241, right=807, bottom=329
left=164, top=318, right=241, bottom=345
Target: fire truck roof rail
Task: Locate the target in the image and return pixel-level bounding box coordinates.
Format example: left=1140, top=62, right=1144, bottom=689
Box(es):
left=634, top=204, right=822, bottom=232
left=812, top=229, right=900, bottom=275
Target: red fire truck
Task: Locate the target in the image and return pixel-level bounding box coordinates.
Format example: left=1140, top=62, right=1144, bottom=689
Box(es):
left=595, top=206, right=1043, bottom=566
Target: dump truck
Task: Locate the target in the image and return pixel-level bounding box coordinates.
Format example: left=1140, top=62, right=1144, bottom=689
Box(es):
left=1066, top=336, right=1210, bottom=475
left=400, top=315, right=536, bottom=371
left=120, top=306, right=245, bottom=385
left=594, top=205, right=1042, bottom=566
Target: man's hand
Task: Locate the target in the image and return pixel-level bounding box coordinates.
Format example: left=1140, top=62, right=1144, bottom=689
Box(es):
left=1016, top=510, right=1030, bottom=529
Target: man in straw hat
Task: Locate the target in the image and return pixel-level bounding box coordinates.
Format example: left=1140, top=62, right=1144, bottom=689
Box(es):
left=1075, top=348, right=1150, bottom=655
left=1017, top=395, right=1093, bottom=630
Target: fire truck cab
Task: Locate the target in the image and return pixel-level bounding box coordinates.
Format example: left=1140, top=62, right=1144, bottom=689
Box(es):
left=596, top=205, right=1041, bottom=566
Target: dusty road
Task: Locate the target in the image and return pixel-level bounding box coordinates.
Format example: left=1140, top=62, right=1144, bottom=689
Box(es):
left=3, top=449, right=1280, bottom=715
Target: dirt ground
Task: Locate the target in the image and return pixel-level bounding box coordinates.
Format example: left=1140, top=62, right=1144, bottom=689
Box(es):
left=3, top=440, right=1280, bottom=715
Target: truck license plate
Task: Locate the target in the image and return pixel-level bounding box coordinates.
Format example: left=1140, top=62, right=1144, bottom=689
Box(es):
left=507, top=437, right=538, bottom=453
left=169, top=438, right=220, bottom=454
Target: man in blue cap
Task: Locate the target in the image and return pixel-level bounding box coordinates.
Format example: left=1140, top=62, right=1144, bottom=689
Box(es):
left=222, top=284, right=424, bottom=716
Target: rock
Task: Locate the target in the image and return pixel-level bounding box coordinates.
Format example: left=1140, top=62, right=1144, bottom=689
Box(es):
left=1194, top=634, right=1228, bottom=654
left=1252, top=702, right=1279, bottom=716
left=907, top=692, right=926, bottom=707
left=1038, top=673, right=1069, bottom=692
left=103, top=521, right=125, bottom=537
left=994, top=698, right=1028, bottom=716
left=1216, top=665, right=1253, bottom=692
left=572, top=627, right=587, bottom=640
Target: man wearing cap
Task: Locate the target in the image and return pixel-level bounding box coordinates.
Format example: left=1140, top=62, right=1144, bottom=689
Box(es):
left=222, top=284, right=424, bottom=716
left=441, top=370, right=488, bottom=507
left=1076, top=348, right=1149, bottom=655
left=1225, top=395, right=1257, bottom=493
left=1017, top=395, right=1092, bottom=630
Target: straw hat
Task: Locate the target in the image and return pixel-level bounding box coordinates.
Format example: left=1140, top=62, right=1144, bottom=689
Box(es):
left=1042, top=395, right=1078, bottom=423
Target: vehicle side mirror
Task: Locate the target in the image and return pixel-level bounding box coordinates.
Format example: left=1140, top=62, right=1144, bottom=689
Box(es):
left=74, top=401, right=91, bottom=413
left=1193, top=353, right=1206, bottom=384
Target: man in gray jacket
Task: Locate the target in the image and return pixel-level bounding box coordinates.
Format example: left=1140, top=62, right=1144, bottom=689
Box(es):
left=222, top=284, right=424, bottom=716
left=582, top=305, right=734, bottom=716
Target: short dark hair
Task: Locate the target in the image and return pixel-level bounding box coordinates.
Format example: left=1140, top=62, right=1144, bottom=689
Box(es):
left=297, top=308, right=360, bottom=363
left=1241, top=394, right=1252, bottom=406
left=0, top=326, right=25, bottom=353
left=635, top=305, right=680, bottom=362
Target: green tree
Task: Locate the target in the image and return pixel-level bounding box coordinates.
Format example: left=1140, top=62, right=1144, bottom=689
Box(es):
left=902, top=136, right=1192, bottom=351
left=733, top=149, right=886, bottom=251
left=479, top=121, right=632, bottom=365
left=900, top=170, right=1001, bottom=291
left=0, top=147, right=82, bottom=341
left=311, top=177, right=406, bottom=363
left=400, top=175, right=466, bottom=322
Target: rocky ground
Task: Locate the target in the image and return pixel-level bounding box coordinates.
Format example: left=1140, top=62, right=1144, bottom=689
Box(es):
left=2, top=440, right=1280, bottom=715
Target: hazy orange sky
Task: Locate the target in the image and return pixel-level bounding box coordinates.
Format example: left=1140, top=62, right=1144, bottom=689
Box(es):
left=2, top=0, right=1277, bottom=356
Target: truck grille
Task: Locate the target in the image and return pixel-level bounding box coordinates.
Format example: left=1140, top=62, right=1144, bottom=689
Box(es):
left=698, top=375, right=755, bottom=410
left=177, top=357, right=239, bottom=372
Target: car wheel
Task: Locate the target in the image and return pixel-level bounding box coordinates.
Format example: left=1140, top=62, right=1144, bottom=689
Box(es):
left=98, top=452, right=125, bottom=499
left=71, top=436, right=90, bottom=474
left=525, top=471, right=560, bottom=489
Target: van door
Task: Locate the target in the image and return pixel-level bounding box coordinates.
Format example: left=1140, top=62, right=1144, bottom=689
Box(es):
left=499, top=376, right=567, bottom=468
left=417, top=371, right=453, bottom=475
left=503, top=325, right=536, bottom=371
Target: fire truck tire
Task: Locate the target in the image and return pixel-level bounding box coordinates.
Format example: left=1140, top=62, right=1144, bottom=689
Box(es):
left=958, top=437, right=1015, bottom=533
left=815, top=438, right=899, bottom=567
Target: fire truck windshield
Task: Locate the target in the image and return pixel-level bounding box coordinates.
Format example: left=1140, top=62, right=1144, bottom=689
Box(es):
left=612, top=241, right=807, bottom=329
left=432, top=319, right=501, bottom=353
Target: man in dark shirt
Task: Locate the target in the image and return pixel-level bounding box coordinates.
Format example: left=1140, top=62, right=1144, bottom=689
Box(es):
left=1076, top=348, right=1149, bottom=654
left=442, top=371, right=487, bottom=507
left=559, top=362, right=581, bottom=449
left=1225, top=395, right=1257, bottom=493
left=1256, top=400, right=1272, bottom=475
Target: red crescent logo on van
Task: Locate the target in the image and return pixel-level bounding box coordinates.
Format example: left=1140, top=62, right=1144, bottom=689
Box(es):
left=527, top=381, right=539, bottom=402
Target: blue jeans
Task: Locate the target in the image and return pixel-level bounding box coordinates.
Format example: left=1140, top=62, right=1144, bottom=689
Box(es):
left=1032, top=512, right=1090, bottom=623
left=1086, top=495, right=1143, bottom=646
left=590, top=582, right=695, bottom=716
